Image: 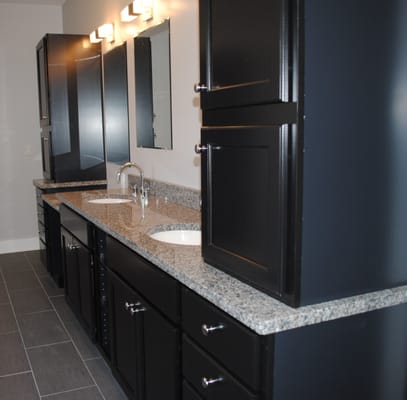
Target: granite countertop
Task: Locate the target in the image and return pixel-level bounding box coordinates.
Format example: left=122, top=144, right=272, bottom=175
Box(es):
left=33, top=178, right=107, bottom=190
left=57, top=189, right=407, bottom=335
left=42, top=194, right=61, bottom=210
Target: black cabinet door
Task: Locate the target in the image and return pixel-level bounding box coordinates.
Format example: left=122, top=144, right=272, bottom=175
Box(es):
left=108, top=269, right=180, bottom=400
left=109, top=270, right=143, bottom=399
left=143, top=297, right=180, bottom=400
left=44, top=203, right=63, bottom=287
left=103, top=43, right=130, bottom=164
left=40, top=127, right=52, bottom=180
left=201, top=125, right=290, bottom=298
left=61, top=229, right=81, bottom=314
left=198, top=0, right=295, bottom=110
left=36, top=37, right=49, bottom=126
left=78, top=245, right=95, bottom=337
left=61, top=228, right=95, bottom=337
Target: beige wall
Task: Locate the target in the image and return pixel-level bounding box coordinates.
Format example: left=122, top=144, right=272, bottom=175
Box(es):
left=0, top=3, right=63, bottom=253
left=63, top=0, right=201, bottom=190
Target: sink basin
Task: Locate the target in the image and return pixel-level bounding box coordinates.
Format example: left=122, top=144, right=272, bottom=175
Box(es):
left=88, top=198, right=132, bottom=205
left=149, top=230, right=201, bottom=246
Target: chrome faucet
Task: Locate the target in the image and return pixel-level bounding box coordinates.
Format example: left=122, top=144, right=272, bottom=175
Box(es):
left=116, top=162, right=146, bottom=202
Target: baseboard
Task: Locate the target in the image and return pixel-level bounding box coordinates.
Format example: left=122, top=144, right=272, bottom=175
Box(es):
left=0, top=238, right=40, bottom=254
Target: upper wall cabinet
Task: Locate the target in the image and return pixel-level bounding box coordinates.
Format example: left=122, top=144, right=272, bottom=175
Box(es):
left=36, top=34, right=106, bottom=182
left=103, top=43, right=130, bottom=164
left=197, top=0, right=295, bottom=110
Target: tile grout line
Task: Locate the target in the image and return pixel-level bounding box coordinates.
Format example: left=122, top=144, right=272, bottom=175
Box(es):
left=26, top=340, right=72, bottom=351
left=0, top=329, right=19, bottom=336
left=40, top=384, right=99, bottom=399
left=0, top=370, right=33, bottom=379
left=0, top=264, right=43, bottom=400
left=24, top=252, right=109, bottom=400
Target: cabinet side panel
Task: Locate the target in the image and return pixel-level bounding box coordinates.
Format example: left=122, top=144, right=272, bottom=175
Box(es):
left=300, top=0, right=407, bottom=303
left=271, top=303, right=407, bottom=400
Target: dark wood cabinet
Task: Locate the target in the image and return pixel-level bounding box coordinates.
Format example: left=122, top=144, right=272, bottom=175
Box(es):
left=44, top=203, right=63, bottom=286
left=198, top=0, right=407, bottom=307
left=60, top=205, right=96, bottom=338
left=201, top=125, right=293, bottom=299
left=54, top=203, right=407, bottom=400
left=36, top=34, right=106, bottom=182
left=103, top=43, right=130, bottom=164
left=34, top=183, right=106, bottom=288
left=108, top=268, right=180, bottom=400
left=197, top=0, right=296, bottom=110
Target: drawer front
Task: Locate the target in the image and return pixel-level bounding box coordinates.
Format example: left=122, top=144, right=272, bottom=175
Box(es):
left=38, top=221, right=46, bottom=243
left=106, top=235, right=180, bottom=323
left=37, top=205, right=45, bottom=225
left=183, top=336, right=258, bottom=400
left=60, top=204, right=89, bottom=247
left=182, top=287, right=260, bottom=391
left=36, top=188, right=44, bottom=205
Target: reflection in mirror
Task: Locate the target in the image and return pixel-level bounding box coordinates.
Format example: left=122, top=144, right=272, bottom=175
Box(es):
left=135, top=19, right=172, bottom=149
left=103, top=43, right=130, bottom=164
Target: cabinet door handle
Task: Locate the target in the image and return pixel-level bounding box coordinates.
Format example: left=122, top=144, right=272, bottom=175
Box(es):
left=194, top=83, right=208, bottom=93
left=201, top=323, right=225, bottom=336
left=194, top=144, right=208, bottom=154
left=130, top=306, right=146, bottom=315
left=201, top=376, right=224, bottom=388
left=124, top=301, right=140, bottom=310
left=67, top=243, right=80, bottom=251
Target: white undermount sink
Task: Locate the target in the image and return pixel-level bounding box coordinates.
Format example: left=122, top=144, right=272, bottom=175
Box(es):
left=149, top=229, right=201, bottom=246
left=88, top=198, right=132, bottom=204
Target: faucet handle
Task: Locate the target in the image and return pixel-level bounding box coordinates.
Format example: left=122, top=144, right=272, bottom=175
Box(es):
left=142, top=185, right=149, bottom=206
left=130, top=183, right=138, bottom=198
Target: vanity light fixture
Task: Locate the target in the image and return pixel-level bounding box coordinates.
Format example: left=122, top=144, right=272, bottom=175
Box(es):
left=89, top=23, right=115, bottom=44
left=120, top=0, right=153, bottom=22
left=89, top=30, right=102, bottom=43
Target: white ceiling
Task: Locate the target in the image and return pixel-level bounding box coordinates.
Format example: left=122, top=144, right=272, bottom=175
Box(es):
left=0, top=0, right=65, bottom=5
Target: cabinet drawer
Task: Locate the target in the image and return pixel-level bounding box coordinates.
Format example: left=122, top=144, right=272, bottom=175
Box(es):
left=182, top=287, right=260, bottom=391
left=60, top=204, right=90, bottom=247
left=183, top=336, right=258, bottom=400
left=106, top=235, right=180, bottom=323
left=37, top=205, right=45, bottom=225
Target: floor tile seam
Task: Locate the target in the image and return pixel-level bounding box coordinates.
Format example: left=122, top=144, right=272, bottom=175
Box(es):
left=6, top=285, right=48, bottom=297
left=82, top=356, right=103, bottom=362
left=49, top=294, right=65, bottom=299
left=0, top=268, right=43, bottom=399
left=0, top=329, right=19, bottom=336
left=49, top=313, right=108, bottom=400
left=30, top=262, right=108, bottom=400
left=26, top=339, right=73, bottom=351
left=39, top=384, right=99, bottom=398
left=16, top=308, right=58, bottom=318
left=23, top=252, right=39, bottom=273
left=0, top=370, right=32, bottom=379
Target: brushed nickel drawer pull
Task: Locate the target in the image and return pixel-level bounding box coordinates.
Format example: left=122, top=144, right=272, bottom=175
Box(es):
left=201, top=376, right=224, bottom=388
left=130, top=306, right=146, bottom=315
left=201, top=323, right=225, bottom=336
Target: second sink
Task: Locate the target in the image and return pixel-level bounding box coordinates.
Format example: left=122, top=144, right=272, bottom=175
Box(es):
left=149, top=229, right=201, bottom=246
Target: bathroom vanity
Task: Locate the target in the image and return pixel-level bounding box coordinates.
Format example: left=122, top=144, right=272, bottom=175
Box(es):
left=53, top=189, right=407, bottom=400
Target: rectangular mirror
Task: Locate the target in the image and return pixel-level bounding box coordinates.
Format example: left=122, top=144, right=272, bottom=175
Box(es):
left=135, top=19, right=172, bottom=149
left=103, top=42, right=130, bottom=164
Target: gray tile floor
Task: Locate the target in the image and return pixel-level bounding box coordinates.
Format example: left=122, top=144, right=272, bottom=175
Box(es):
left=0, top=251, right=127, bottom=400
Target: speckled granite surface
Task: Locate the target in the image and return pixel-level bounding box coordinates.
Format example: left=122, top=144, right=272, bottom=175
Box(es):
left=127, top=176, right=201, bottom=210
left=33, top=178, right=107, bottom=190
left=42, top=194, right=61, bottom=210
left=57, top=189, right=407, bottom=335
